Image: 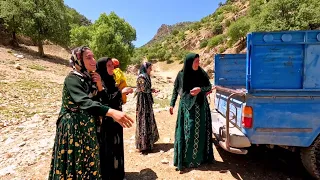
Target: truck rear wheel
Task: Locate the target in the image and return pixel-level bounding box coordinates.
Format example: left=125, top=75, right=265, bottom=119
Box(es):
left=301, top=136, right=320, bottom=179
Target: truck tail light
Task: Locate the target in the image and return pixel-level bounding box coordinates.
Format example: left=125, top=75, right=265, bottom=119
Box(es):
left=242, top=106, right=253, bottom=128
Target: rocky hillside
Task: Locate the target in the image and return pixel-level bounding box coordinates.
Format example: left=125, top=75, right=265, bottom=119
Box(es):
left=132, top=0, right=320, bottom=77
left=145, top=22, right=192, bottom=46
left=132, top=0, right=250, bottom=77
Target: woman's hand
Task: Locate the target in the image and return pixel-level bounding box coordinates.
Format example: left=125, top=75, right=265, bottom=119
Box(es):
left=122, top=87, right=134, bottom=95
left=169, top=106, right=174, bottom=115
left=106, top=109, right=134, bottom=128
left=190, top=87, right=201, bottom=96
left=90, top=72, right=103, bottom=91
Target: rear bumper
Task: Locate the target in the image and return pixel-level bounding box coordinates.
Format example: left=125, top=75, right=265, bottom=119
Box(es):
left=211, top=110, right=251, bottom=154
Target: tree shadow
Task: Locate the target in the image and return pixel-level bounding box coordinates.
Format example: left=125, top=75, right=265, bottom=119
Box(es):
left=125, top=168, right=158, bottom=180
left=179, top=141, right=312, bottom=180
left=5, top=45, right=70, bottom=67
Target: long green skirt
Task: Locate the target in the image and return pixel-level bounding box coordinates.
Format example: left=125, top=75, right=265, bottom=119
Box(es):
left=48, top=112, right=102, bottom=179
left=173, top=98, right=214, bottom=170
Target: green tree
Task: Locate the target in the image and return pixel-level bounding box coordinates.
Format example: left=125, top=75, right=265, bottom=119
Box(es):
left=227, top=17, right=250, bottom=44
left=251, top=0, right=320, bottom=31
left=0, top=0, right=24, bottom=46
left=70, top=25, right=91, bottom=48
left=89, top=12, right=136, bottom=69
left=66, top=6, right=91, bottom=26
left=22, top=0, right=70, bottom=56
left=208, top=34, right=226, bottom=48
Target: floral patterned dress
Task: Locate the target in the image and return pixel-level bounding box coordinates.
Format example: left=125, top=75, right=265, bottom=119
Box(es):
left=135, top=74, right=159, bottom=151
left=48, top=72, right=110, bottom=179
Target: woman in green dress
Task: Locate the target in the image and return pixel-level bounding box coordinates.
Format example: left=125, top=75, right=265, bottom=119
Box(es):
left=171, top=53, right=214, bottom=172
left=48, top=46, right=133, bottom=179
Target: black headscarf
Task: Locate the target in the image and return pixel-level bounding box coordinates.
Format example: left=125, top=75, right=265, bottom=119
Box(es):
left=138, top=62, right=152, bottom=83
left=96, top=57, right=118, bottom=93
left=182, top=53, right=210, bottom=104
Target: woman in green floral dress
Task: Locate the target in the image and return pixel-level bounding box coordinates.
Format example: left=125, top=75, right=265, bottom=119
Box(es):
left=171, top=53, right=214, bottom=172
left=48, top=46, right=133, bottom=179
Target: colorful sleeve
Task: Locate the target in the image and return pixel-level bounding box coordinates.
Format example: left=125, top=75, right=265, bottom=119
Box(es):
left=136, top=76, right=146, bottom=92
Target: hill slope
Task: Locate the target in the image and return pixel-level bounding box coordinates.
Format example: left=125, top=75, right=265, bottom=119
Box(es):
left=132, top=0, right=320, bottom=75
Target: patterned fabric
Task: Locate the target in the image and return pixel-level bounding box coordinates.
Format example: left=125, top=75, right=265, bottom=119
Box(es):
left=135, top=75, right=159, bottom=151
left=173, top=53, right=214, bottom=171
left=173, top=91, right=214, bottom=170
left=96, top=57, right=125, bottom=180
left=49, top=72, right=110, bottom=179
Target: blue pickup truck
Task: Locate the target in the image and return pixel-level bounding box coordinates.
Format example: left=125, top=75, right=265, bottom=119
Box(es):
left=212, top=30, right=320, bottom=179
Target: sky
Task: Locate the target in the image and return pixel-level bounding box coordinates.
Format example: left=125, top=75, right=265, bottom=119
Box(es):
left=64, top=0, right=225, bottom=47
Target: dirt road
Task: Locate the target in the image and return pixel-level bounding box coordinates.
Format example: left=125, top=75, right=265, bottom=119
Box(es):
left=0, top=45, right=313, bottom=180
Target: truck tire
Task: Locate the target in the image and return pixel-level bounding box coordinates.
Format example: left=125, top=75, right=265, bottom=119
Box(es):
left=301, top=136, right=320, bottom=179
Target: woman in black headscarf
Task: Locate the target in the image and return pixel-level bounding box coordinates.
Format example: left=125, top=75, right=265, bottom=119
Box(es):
left=172, top=53, right=214, bottom=172
left=135, top=62, right=159, bottom=154
left=95, top=57, right=133, bottom=180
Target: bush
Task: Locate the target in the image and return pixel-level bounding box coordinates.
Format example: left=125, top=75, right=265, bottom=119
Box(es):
left=208, top=34, right=225, bottom=48
left=164, top=52, right=172, bottom=60
left=166, top=59, right=174, bottom=64
left=190, top=22, right=201, bottom=30
left=178, top=32, right=186, bottom=41
left=225, top=19, right=231, bottom=27
left=212, top=24, right=223, bottom=34
left=219, top=46, right=226, bottom=53
left=227, top=17, right=251, bottom=44
left=172, top=30, right=179, bottom=36
left=200, top=39, right=208, bottom=48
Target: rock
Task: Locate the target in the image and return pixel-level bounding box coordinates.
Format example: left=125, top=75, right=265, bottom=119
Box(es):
left=14, top=63, right=22, bottom=70
left=166, top=76, right=172, bottom=80
left=169, top=148, right=174, bottom=153
left=31, top=114, right=41, bottom=121
left=160, top=150, right=164, bottom=153
left=17, top=55, right=24, bottom=59
left=5, top=137, right=14, bottom=145
left=163, top=137, right=171, bottom=143
left=204, top=66, right=214, bottom=79
left=156, top=93, right=165, bottom=99
left=5, top=153, right=13, bottom=158
left=9, top=147, right=20, bottom=153
left=161, top=158, right=169, bottom=164
left=18, top=142, right=26, bottom=147
left=0, top=165, right=16, bottom=176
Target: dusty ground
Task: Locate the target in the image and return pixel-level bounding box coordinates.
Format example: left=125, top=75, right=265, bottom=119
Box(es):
left=0, top=45, right=313, bottom=180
